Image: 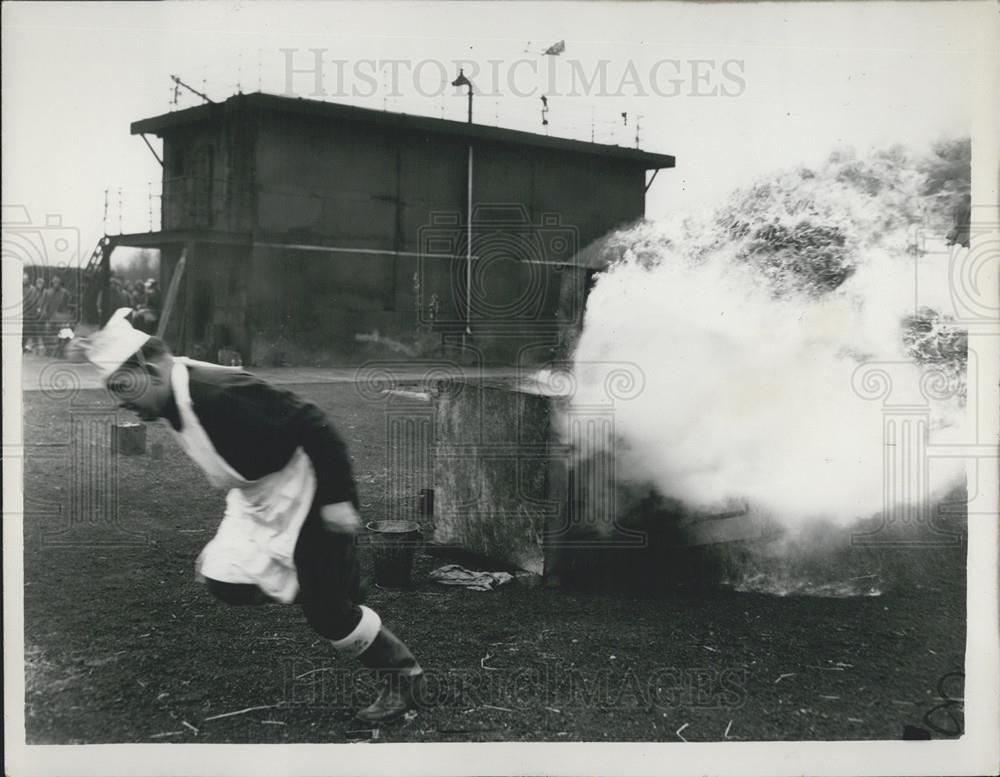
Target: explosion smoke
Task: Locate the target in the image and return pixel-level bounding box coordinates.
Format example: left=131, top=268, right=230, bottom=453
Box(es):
left=567, top=142, right=968, bottom=532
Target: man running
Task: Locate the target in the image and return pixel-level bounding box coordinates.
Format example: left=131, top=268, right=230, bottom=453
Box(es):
left=83, top=308, right=423, bottom=724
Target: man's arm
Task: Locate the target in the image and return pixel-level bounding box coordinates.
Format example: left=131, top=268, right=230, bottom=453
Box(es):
left=280, top=399, right=363, bottom=533
left=285, top=400, right=359, bottom=503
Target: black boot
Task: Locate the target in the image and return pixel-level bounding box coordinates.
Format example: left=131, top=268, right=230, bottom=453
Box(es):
left=355, top=626, right=424, bottom=724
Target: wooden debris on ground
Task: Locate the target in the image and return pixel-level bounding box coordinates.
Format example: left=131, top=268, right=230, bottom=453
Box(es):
left=203, top=704, right=283, bottom=722
left=149, top=730, right=183, bottom=739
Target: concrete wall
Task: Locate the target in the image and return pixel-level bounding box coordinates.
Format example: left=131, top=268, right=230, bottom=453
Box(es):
left=253, top=112, right=466, bottom=250
left=243, top=108, right=645, bottom=364
left=240, top=244, right=586, bottom=366
left=248, top=245, right=406, bottom=365
left=432, top=380, right=567, bottom=574
left=161, top=110, right=255, bottom=233
left=160, top=242, right=251, bottom=360
left=252, top=108, right=644, bottom=250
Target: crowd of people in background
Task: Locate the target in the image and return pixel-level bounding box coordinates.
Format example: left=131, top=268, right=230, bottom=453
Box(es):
left=101, top=276, right=161, bottom=334
left=99, top=276, right=161, bottom=321
left=22, top=273, right=72, bottom=356
left=22, top=272, right=161, bottom=357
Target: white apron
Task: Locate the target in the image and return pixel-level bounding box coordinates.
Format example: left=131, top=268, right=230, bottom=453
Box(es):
left=166, top=357, right=317, bottom=603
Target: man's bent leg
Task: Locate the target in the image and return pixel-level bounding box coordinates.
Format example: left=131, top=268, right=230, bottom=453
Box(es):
left=352, top=624, right=423, bottom=723
left=294, top=507, right=423, bottom=723
left=294, top=507, right=364, bottom=639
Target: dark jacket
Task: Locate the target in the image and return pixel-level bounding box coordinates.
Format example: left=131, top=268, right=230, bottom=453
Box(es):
left=39, top=287, right=71, bottom=321
left=164, top=362, right=358, bottom=508
left=23, top=285, right=41, bottom=321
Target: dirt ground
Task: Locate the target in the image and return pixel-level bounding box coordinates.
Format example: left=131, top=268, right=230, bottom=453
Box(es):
left=21, top=379, right=967, bottom=744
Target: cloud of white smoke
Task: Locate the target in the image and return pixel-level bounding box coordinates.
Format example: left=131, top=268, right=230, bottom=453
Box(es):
left=567, top=143, right=968, bottom=529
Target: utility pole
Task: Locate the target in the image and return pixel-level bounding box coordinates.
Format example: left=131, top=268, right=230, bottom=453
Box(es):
left=452, top=69, right=475, bottom=343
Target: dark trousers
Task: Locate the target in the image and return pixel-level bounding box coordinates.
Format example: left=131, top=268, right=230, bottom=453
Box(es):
left=204, top=504, right=364, bottom=641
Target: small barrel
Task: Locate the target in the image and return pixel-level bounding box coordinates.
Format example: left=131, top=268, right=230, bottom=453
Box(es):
left=111, top=422, right=147, bottom=455
left=366, top=520, right=421, bottom=590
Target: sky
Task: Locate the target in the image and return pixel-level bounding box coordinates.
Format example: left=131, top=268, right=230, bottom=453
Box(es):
left=1, top=0, right=986, bottom=264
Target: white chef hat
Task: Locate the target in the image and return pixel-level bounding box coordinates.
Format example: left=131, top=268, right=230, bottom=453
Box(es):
left=85, top=308, right=151, bottom=380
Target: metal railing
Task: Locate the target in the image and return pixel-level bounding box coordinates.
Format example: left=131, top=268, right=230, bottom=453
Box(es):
left=103, top=177, right=253, bottom=235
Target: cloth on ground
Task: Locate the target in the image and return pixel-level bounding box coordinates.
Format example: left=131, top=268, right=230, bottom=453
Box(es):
left=429, top=564, right=513, bottom=591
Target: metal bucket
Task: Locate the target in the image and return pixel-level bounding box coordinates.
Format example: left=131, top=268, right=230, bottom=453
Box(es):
left=111, top=422, right=147, bottom=455
left=366, top=520, right=421, bottom=589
